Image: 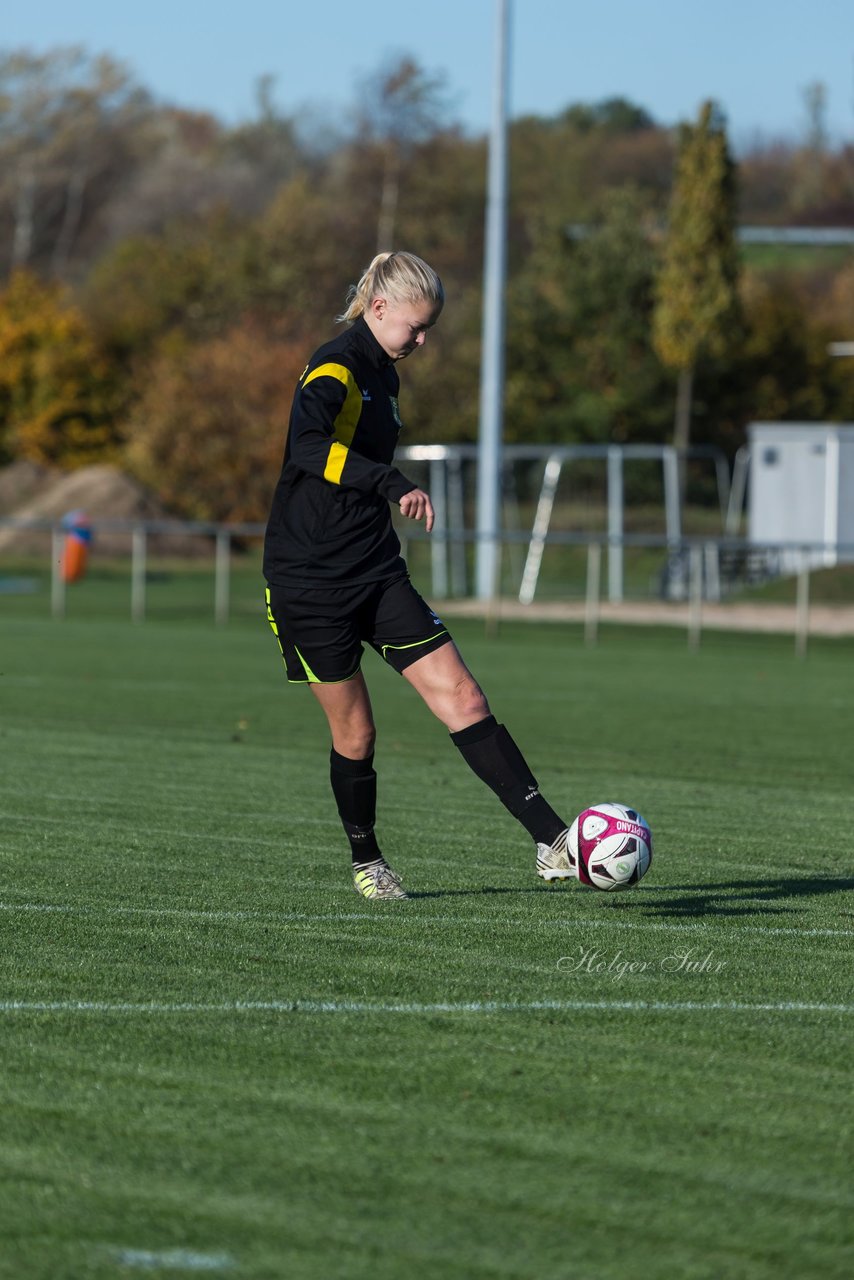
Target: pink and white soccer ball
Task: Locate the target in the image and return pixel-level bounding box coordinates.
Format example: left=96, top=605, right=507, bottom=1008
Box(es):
left=569, top=802, right=653, bottom=891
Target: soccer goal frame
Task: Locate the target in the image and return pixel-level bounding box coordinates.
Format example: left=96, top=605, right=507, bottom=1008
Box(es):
left=396, top=443, right=731, bottom=604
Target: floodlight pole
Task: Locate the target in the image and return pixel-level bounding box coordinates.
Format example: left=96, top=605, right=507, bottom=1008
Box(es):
left=475, top=0, right=510, bottom=600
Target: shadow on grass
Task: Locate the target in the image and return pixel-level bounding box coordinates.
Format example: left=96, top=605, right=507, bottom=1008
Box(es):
left=623, top=874, right=854, bottom=920
left=405, top=875, right=854, bottom=916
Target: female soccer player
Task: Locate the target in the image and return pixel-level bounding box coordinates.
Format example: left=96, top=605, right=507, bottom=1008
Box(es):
left=264, top=251, right=573, bottom=899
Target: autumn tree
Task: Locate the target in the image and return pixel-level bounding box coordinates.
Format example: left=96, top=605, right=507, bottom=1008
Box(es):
left=103, top=89, right=308, bottom=245
left=510, top=99, right=673, bottom=241
left=123, top=319, right=305, bottom=523
left=737, top=269, right=854, bottom=425
left=652, top=101, right=741, bottom=486
left=502, top=188, right=671, bottom=445
left=0, top=47, right=152, bottom=280
left=84, top=209, right=261, bottom=361
left=354, top=55, right=452, bottom=251
left=0, top=270, right=116, bottom=465
left=792, top=81, right=829, bottom=213
left=221, top=74, right=305, bottom=199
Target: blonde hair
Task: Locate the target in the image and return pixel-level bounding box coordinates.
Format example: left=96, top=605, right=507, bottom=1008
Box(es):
left=337, top=251, right=444, bottom=325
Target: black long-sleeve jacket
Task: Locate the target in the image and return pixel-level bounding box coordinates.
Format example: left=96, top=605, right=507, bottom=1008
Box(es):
left=263, top=317, right=417, bottom=587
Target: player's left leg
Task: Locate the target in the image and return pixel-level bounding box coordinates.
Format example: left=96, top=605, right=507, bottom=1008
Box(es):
left=401, top=643, right=574, bottom=880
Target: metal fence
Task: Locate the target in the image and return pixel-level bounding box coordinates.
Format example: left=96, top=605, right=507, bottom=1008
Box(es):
left=0, top=517, right=264, bottom=625
left=1, top=513, right=851, bottom=658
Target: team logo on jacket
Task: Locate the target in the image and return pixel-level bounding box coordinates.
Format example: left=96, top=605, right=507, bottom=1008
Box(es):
left=389, top=396, right=402, bottom=427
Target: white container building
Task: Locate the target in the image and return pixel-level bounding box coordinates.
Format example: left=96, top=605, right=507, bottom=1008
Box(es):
left=748, top=422, right=854, bottom=570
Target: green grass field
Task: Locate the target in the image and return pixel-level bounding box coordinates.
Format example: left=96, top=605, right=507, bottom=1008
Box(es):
left=1, top=598, right=852, bottom=1279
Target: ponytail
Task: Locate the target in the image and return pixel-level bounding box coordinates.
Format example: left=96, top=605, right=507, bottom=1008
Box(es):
left=337, top=251, right=444, bottom=324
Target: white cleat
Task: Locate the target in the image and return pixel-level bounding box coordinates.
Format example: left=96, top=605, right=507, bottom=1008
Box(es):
left=353, top=859, right=409, bottom=901
left=536, top=828, right=577, bottom=884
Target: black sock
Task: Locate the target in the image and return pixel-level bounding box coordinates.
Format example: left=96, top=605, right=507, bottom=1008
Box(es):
left=329, top=749, right=383, bottom=865
left=450, top=715, right=566, bottom=846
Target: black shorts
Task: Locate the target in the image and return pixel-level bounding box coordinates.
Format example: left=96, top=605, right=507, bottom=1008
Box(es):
left=265, top=575, right=453, bottom=684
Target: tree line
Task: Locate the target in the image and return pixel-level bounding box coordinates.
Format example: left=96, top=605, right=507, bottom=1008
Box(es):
left=0, top=47, right=852, bottom=521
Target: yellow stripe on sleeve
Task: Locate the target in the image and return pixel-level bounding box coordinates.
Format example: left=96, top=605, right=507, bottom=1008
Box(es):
left=303, top=362, right=363, bottom=484
left=324, top=441, right=349, bottom=485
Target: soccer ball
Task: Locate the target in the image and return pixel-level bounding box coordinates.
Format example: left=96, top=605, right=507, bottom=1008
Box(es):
left=569, top=802, right=652, bottom=892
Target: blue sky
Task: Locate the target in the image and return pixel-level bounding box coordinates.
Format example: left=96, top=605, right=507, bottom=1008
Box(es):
left=4, top=0, right=852, bottom=148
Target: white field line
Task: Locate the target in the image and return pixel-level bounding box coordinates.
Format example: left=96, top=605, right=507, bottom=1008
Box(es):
left=0, top=811, right=332, bottom=841
left=107, top=1247, right=233, bottom=1271
left=1, top=997, right=851, bottom=1016
left=0, top=901, right=851, bottom=939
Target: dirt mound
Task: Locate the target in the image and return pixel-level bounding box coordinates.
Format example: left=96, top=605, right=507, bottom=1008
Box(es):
left=0, top=460, right=60, bottom=515
left=0, top=464, right=211, bottom=557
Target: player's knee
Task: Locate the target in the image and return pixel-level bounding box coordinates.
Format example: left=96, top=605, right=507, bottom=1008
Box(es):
left=336, top=722, right=376, bottom=759
left=453, top=675, right=490, bottom=724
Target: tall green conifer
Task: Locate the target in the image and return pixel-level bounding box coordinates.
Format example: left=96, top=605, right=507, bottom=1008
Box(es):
left=653, top=101, right=741, bottom=487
